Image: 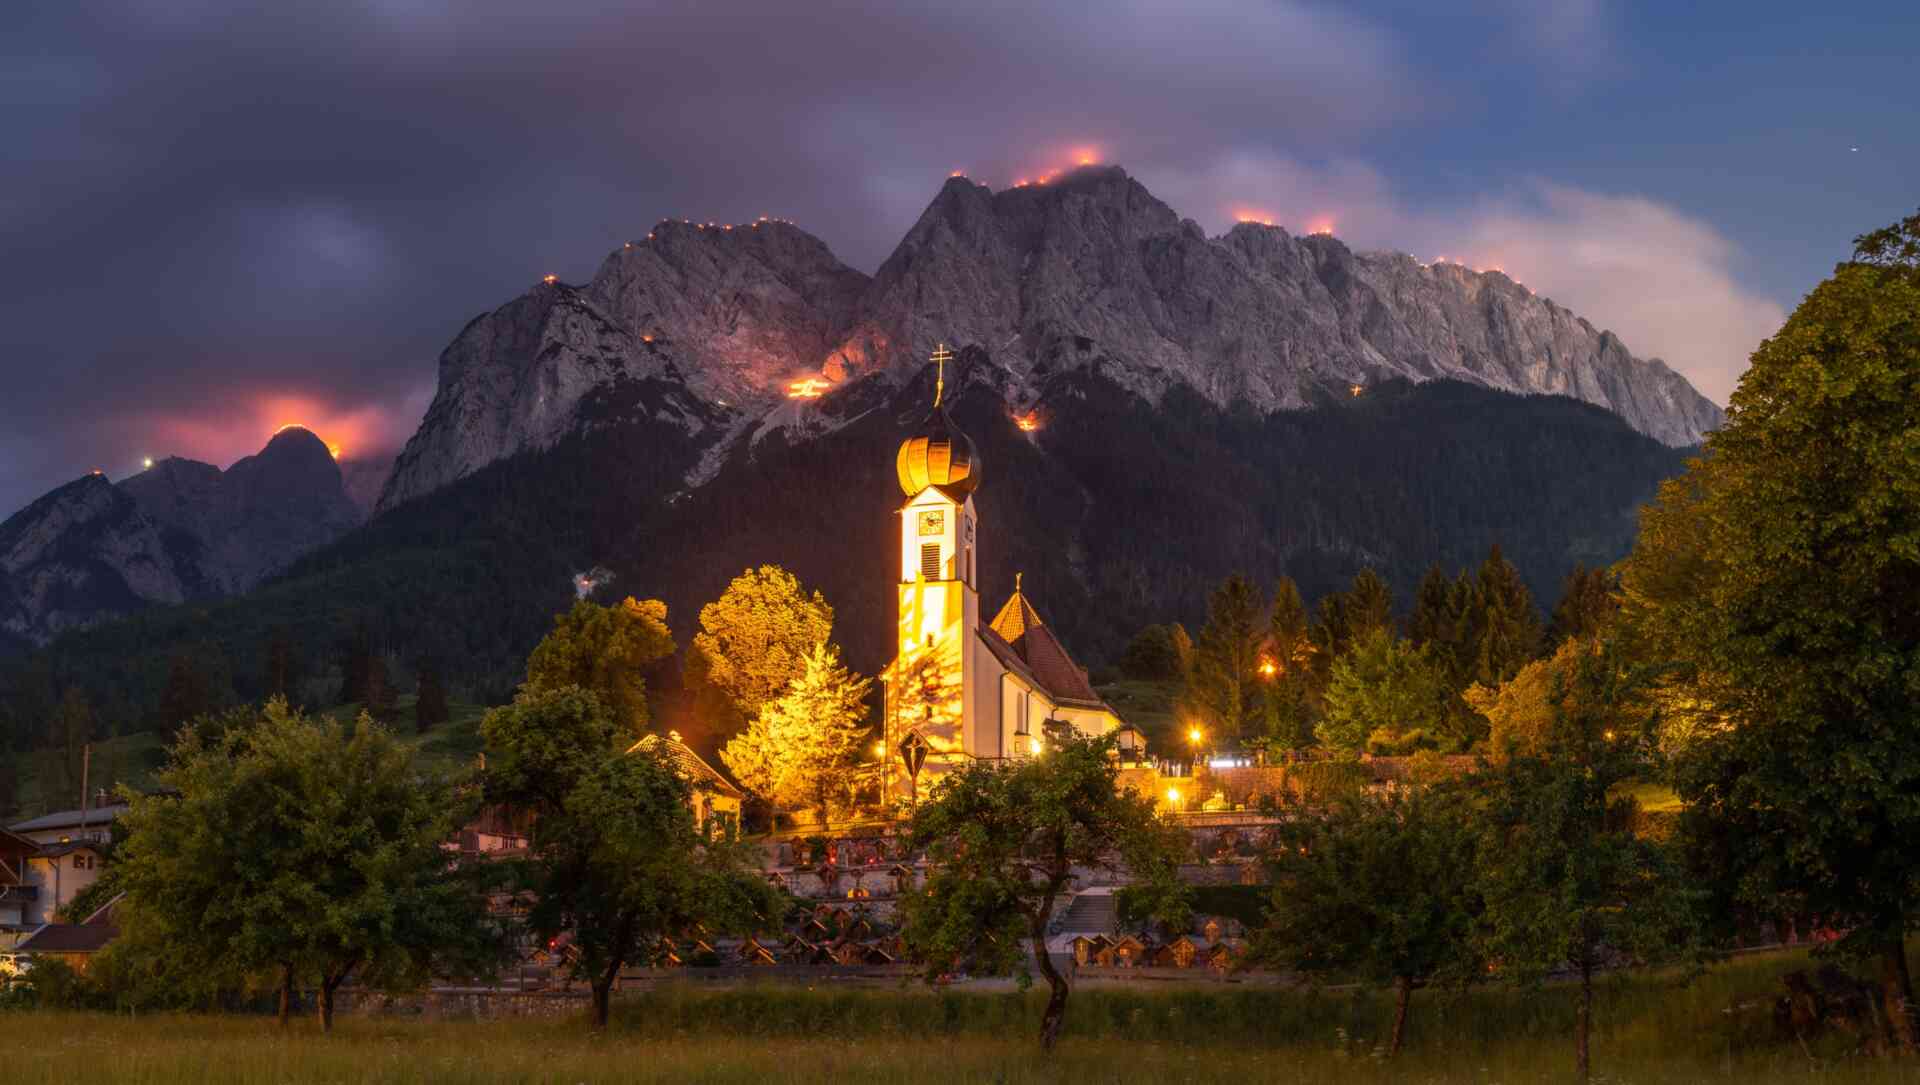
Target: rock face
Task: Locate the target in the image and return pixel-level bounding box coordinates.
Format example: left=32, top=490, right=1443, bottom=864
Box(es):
left=378, top=166, right=1721, bottom=515
left=0, top=428, right=362, bottom=642
left=0, top=475, right=209, bottom=644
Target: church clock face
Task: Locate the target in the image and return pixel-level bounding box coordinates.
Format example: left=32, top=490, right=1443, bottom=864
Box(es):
left=917, top=510, right=945, bottom=537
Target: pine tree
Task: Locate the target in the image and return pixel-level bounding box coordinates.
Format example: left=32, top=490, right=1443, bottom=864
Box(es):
left=1188, top=574, right=1265, bottom=741
left=339, top=621, right=374, bottom=709
left=720, top=642, right=872, bottom=832
left=414, top=662, right=450, bottom=734
left=1546, top=565, right=1617, bottom=646
left=1467, top=545, right=1542, bottom=686
left=363, top=655, right=399, bottom=722
left=1313, top=568, right=1395, bottom=664
left=1263, top=577, right=1319, bottom=748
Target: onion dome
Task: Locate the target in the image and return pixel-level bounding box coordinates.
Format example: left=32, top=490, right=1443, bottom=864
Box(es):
left=896, top=404, right=980, bottom=496
left=896, top=342, right=981, bottom=496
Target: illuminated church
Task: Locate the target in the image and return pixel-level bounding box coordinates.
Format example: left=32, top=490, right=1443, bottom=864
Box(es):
left=881, top=346, right=1124, bottom=795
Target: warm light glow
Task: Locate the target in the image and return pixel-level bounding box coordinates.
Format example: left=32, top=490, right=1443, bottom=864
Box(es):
left=1259, top=659, right=1277, bottom=678
left=1071, top=144, right=1101, bottom=166
left=1307, top=217, right=1336, bottom=236
left=873, top=741, right=886, bottom=758
left=950, top=169, right=965, bottom=178
left=1165, top=787, right=1182, bottom=806
left=1014, top=411, right=1039, bottom=432
left=141, top=457, right=154, bottom=470
left=787, top=377, right=829, bottom=399
left=542, top=274, right=557, bottom=284
left=1350, top=384, right=1364, bottom=397
left=1232, top=207, right=1278, bottom=227
left=89, top=468, right=104, bottom=476
left=1187, top=727, right=1202, bottom=745
left=327, top=443, right=342, bottom=459
left=1029, top=735, right=1045, bottom=756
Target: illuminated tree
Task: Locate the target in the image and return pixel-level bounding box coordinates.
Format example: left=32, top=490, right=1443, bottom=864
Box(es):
left=719, top=642, right=871, bottom=831
left=482, top=686, right=778, bottom=1027
left=900, top=723, right=1189, bottom=1052
left=1251, top=782, right=1483, bottom=1057
left=686, top=565, right=833, bottom=732
left=524, top=597, right=674, bottom=738
left=1620, top=209, right=1920, bottom=1053
left=1319, top=628, right=1459, bottom=753
left=1262, top=576, right=1320, bottom=748
left=1464, top=637, right=1596, bottom=758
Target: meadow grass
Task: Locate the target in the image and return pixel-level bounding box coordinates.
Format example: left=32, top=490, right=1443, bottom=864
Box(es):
left=15, top=948, right=1920, bottom=1083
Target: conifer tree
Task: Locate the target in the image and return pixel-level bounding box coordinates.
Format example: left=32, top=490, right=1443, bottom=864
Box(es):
left=1312, top=567, right=1395, bottom=665
left=1467, top=545, right=1542, bottom=686
left=1188, top=574, right=1265, bottom=740
left=263, top=629, right=298, bottom=702
left=720, top=642, right=872, bottom=831
left=155, top=653, right=213, bottom=738
left=1263, top=577, right=1319, bottom=748
left=1546, top=565, right=1617, bottom=646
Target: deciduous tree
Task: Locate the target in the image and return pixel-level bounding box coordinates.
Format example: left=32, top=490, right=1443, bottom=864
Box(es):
left=900, top=723, right=1189, bottom=1051
left=524, top=597, right=675, bottom=738
left=1251, top=782, right=1483, bottom=1057
left=482, top=686, right=778, bottom=1027
left=1318, top=628, right=1460, bottom=753
left=1619, top=210, right=1920, bottom=1053
left=111, top=700, right=499, bottom=1029
left=686, top=565, right=833, bottom=733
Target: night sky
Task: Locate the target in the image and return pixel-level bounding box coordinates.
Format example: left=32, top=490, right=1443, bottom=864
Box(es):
left=5, top=2, right=1914, bottom=515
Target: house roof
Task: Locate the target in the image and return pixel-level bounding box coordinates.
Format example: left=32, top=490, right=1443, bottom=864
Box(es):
left=16, top=922, right=118, bottom=954
left=7, top=804, right=128, bottom=834
left=33, top=840, right=107, bottom=860
left=628, top=731, right=745, bottom=800
left=985, top=582, right=1109, bottom=708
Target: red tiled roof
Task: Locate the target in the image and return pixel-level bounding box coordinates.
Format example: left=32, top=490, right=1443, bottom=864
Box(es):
left=986, top=586, right=1107, bottom=707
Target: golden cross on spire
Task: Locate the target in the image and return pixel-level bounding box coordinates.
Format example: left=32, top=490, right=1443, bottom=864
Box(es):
left=931, top=342, right=952, bottom=406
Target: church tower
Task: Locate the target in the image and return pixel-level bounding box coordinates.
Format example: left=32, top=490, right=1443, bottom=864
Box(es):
left=886, top=344, right=988, bottom=788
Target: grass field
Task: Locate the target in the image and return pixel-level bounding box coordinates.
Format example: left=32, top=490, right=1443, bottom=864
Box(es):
left=14, top=948, right=1920, bottom=1083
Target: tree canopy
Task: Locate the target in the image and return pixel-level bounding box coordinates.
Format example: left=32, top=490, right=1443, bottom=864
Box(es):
left=719, top=642, right=872, bottom=831
left=900, top=723, right=1189, bottom=1051
left=482, top=685, right=779, bottom=1027
left=1318, top=627, right=1459, bottom=754
left=1619, top=208, right=1920, bottom=1051
left=110, top=699, right=499, bottom=1028
left=686, top=565, right=833, bottom=733
left=523, top=597, right=675, bottom=738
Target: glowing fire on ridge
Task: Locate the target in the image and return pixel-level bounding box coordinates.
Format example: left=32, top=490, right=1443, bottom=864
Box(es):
left=787, top=377, right=829, bottom=400
left=1014, top=411, right=1040, bottom=433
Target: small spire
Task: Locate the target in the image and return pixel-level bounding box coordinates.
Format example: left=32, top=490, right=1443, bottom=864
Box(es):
left=1015, top=571, right=1023, bottom=593
left=931, top=342, right=952, bottom=407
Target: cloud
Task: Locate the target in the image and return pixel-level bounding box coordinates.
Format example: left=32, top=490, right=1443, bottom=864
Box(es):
left=1135, top=150, right=1783, bottom=404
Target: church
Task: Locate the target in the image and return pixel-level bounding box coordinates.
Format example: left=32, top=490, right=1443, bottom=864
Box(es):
left=880, top=346, right=1125, bottom=798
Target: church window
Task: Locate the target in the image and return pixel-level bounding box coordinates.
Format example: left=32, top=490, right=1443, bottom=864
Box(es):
left=920, top=544, right=941, bottom=580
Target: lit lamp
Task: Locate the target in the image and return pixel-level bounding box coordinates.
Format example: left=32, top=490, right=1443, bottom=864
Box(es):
left=1165, top=786, right=1183, bottom=811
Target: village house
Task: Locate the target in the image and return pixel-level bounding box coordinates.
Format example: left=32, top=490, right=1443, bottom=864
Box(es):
left=12, top=896, right=121, bottom=974
left=626, top=731, right=744, bottom=835
left=4, top=803, right=126, bottom=935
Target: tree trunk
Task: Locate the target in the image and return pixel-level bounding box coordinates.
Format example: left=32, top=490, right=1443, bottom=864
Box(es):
left=1389, top=974, right=1413, bottom=1058
left=1029, top=888, right=1070, bottom=1052
left=1882, top=938, right=1917, bottom=1055
left=317, top=976, right=338, bottom=1033
left=1576, top=955, right=1593, bottom=1083
left=591, top=979, right=612, bottom=1029
left=277, top=963, right=294, bottom=1027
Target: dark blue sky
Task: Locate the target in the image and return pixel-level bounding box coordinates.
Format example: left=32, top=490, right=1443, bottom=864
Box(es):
left=3, top=2, right=1914, bottom=515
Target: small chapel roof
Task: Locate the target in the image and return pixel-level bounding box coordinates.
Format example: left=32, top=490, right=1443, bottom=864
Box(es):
left=628, top=731, right=745, bottom=800
left=984, top=578, right=1108, bottom=707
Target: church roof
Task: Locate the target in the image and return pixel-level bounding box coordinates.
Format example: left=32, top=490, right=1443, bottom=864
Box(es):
left=628, top=731, right=745, bottom=800
left=985, top=582, right=1108, bottom=707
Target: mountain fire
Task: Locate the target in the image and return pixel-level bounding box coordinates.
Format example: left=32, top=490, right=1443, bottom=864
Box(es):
left=787, top=377, right=829, bottom=399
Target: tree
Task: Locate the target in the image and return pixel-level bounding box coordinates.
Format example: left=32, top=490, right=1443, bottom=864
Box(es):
left=524, top=597, right=675, bottom=738
left=1188, top=574, right=1265, bottom=740
left=900, top=723, right=1190, bottom=1051
left=1546, top=565, right=1616, bottom=647
left=1118, top=624, right=1185, bottom=681
left=1464, top=637, right=1594, bottom=758
left=1619, top=210, right=1920, bottom=1053
left=719, top=643, right=872, bottom=831
left=1464, top=545, right=1542, bottom=686
left=1474, top=642, right=1702, bottom=1081
left=154, top=653, right=213, bottom=738
left=111, top=699, right=499, bottom=1029
left=1261, top=577, right=1320, bottom=749
left=414, top=662, right=450, bottom=734
left=1318, top=628, right=1461, bottom=753
left=1406, top=564, right=1472, bottom=687
left=361, top=654, right=399, bottom=721
left=685, top=565, right=833, bottom=733
left=482, top=686, right=778, bottom=1027
left=1251, top=783, right=1483, bottom=1057
left=1312, top=567, right=1395, bottom=669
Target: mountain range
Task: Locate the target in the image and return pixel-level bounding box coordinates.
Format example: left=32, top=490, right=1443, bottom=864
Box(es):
left=5, top=165, right=1722, bottom=717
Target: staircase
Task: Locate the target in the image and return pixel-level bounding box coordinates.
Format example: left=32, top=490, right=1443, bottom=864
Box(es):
left=1055, top=890, right=1117, bottom=935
